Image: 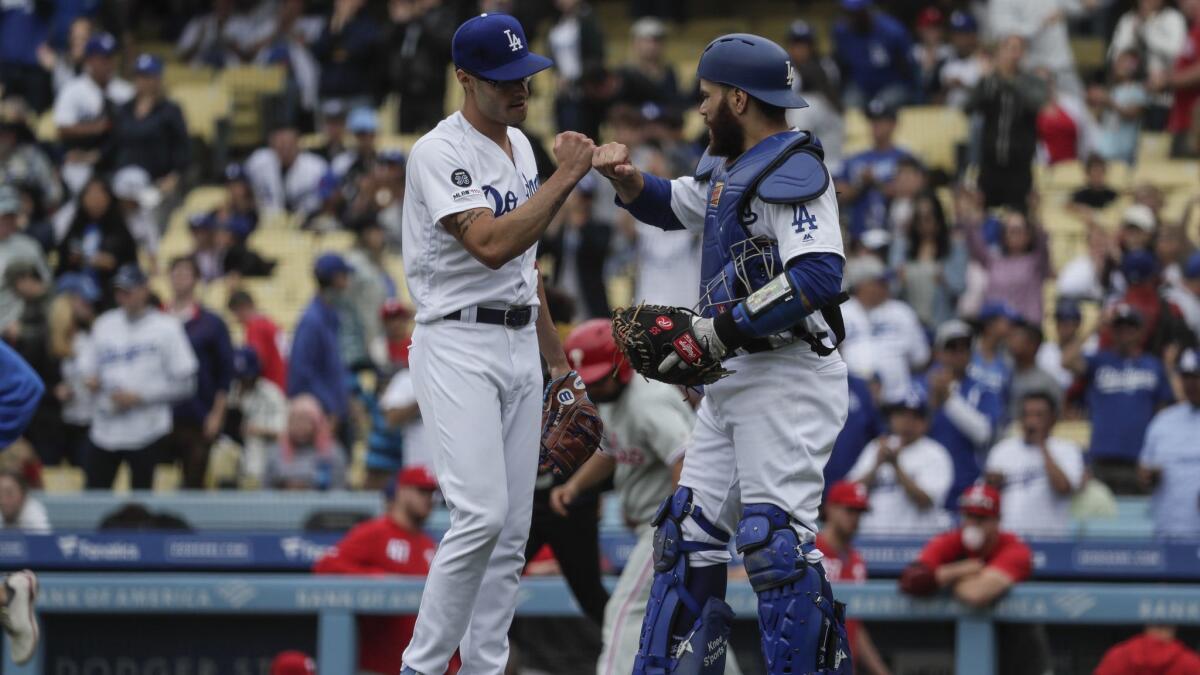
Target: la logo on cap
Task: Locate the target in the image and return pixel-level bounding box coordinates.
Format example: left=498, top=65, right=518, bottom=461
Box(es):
left=504, top=28, right=523, bottom=52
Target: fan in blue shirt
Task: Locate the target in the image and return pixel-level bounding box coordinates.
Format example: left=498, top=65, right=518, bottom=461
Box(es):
left=833, top=0, right=915, bottom=107
left=835, top=99, right=917, bottom=236
left=1139, top=349, right=1200, bottom=537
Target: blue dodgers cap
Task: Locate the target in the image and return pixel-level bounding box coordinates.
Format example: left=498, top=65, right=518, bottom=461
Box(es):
left=1183, top=251, right=1200, bottom=279
left=347, top=107, right=378, bottom=134
left=54, top=272, right=101, bottom=303
left=1121, top=249, right=1159, bottom=284
left=112, top=264, right=148, bottom=290
left=85, top=33, right=118, bottom=58
left=949, top=10, right=978, bottom=33
left=313, top=252, right=352, bottom=282
left=887, top=385, right=929, bottom=416
left=133, top=53, right=163, bottom=76
left=697, top=34, right=808, bottom=109
left=232, top=347, right=261, bottom=380
left=978, top=301, right=1019, bottom=323
left=452, top=13, right=553, bottom=81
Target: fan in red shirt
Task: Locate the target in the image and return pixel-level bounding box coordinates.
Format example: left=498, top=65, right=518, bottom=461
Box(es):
left=380, top=300, right=414, bottom=369
left=229, top=290, right=287, bottom=390
left=314, top=466, right=458, bottom=675
left=816, top=481, right=892, bottom=675
left=1095, top=625, right=1200, bottom=675
left=899, top=484, right=1032, bottom=607
left=1155, top=0, right=1200, bottom=154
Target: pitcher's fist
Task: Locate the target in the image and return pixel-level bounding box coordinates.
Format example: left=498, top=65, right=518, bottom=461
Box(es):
left=553, top=132, right=596, bottom=180
left=593, top=142, right=637, bottom=180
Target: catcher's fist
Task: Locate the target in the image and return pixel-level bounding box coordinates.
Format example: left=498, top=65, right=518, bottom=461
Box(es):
left=658, top=315, right=727, bottom=376
left=593, top=142, right=637, bottom=180
left=553, top=132, right=596, bottom=181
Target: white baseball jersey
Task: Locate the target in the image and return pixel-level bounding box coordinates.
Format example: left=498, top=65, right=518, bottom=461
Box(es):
left=848, top=435, right=953, bottom=535
left=840, top=297, right=930, bottom=403
left=52, top=75, right=133, bottom=128
left=402, top=111, right=541, bottom=323
left=80, top=308, right=198, bottom=450
left=598, top=378, right=692, bottom=526
left=244, top=147, right=329, bottom=216
left=985, top=435, right=1084, bottom=536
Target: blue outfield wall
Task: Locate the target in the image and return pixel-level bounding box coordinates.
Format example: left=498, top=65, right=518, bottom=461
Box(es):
left=8, top=574, right=1200, bottom=675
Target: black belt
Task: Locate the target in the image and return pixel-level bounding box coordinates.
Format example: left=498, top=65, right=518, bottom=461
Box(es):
left=444, top=305, right=533, bottom=328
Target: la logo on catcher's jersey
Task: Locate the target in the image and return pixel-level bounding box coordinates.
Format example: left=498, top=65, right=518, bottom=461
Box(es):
left=709, top=181, right=724, bottom=208
left=503, top=29, right=523, bottom=52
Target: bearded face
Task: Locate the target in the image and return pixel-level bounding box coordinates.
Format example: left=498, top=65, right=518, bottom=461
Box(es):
left=706, top=93, right=746, bottom=158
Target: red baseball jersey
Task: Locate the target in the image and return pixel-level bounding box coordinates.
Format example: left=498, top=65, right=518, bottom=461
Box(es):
left=917, top=529, right=1033, bottom=582
left=815, top=533, right=867, bottom=659
left=1094, top=633, right=1200, bottom=675
left=314, top=517, right=441, bottom=675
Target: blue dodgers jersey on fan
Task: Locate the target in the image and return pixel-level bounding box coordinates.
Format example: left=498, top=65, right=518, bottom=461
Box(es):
left=838, top=147, right=915, bottom=236
left=832, top=12, right=914, bottom=99
left=1085, top=350, right=1174, bottom=461
left=967, top=351, right=1012, bottom=415
left=825, top=375, right=884, bottom=490
left=925, top=370, right=1004, bottom=509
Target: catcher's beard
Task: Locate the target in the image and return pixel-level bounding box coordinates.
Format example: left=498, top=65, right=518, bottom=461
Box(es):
left=707, top=96, right=745, bottom=159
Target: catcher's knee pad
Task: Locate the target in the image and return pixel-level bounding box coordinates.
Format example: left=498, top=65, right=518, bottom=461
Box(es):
left=736, top=503, right=853, bottom=675
left=633, top=487, right=734, bottom=675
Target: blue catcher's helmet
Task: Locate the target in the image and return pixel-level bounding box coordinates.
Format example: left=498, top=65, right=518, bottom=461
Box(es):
left=697, top=33, right=808, bottom=109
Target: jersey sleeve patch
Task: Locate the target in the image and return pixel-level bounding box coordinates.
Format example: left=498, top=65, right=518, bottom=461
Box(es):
left=450, top=169, right=473, bottom=187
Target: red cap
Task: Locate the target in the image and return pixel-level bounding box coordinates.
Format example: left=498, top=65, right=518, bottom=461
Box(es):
left=826, top=480, right=870, bottom=510
left=380, top=300, right=414, bottom=320
left=397, top=465, right=438, bottom=490
left=916, top=6, right=944, bottom=29
left=271, top=651, right=315, bottom=675
left=564, top=318, right=633, bottom=386
left=959, top=484, right=1001, bottom=518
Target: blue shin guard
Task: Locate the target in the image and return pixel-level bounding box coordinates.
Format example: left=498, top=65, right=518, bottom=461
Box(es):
left=736, top=504, right=852, bottom=675
left=633, top=487, right=734, bottom=675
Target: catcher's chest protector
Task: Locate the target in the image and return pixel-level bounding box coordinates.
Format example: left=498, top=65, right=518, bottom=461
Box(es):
left=695, top=131, right=826, bottom=319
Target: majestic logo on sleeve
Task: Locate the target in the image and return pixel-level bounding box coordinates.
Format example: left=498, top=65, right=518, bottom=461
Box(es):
left=503, top=29, right=524, bottom=52
left=451, top=169, right=473, bottom=187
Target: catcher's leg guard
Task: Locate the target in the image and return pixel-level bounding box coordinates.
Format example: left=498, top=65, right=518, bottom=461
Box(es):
left=736, top=503, right=852, bottom=675
left=633, top=487, right=734, bottom=675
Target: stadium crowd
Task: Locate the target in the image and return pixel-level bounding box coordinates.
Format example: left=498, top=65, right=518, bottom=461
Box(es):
left=3, top=0, right=1200, bottom=672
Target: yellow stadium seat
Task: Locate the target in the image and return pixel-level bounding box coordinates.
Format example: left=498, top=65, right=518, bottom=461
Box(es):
left=896, top=106, right=968, bottom=172
left=1037, top=160, right=1086, bottom=193
left=172, top=82, right=231, bottom=143
left=1131, top=160, right=1200, bottom=191
left=163, top=63, right=215, bottom=89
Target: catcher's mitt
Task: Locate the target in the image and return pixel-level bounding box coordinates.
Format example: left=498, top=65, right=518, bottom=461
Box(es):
left=540, top=370, right=603, bottom=478
left=611, top=304, right=733, bottom=387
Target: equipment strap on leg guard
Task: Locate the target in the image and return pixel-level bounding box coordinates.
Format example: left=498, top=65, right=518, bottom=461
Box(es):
left=736, top=503, right=852, bottom=675
left=634, top=487, right=734, bottom=675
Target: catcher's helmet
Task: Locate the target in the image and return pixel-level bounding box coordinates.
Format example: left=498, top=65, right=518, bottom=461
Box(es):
left=696, top=33, right=808, bottom=109
left=565, top=319, right=633, bottom=386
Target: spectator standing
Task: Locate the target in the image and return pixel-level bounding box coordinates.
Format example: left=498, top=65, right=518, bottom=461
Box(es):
left=617, top=18, right=679, bottom=108
left=967, top=36, right=1048, bottom=210
left=228, top=290, right=288, bottom=391
left=940, top=11, right=984, bottom=109
left=1111, top=250, right=1193, bottom=358
left=47, top=273, right=99, bottom=467
left=1037, top=70, right=1097, bottom=165
left=344, top=217, right=397, bottom=369
left=1092, top=51, right=1149, bottom=165
left=989, top=0, right=1084, bottom=96
left=848, top=388, right=954, bottom=535
left=826, top=374, right=885, bottom=489
left=899, top=484, right=1033, bottom=606
left=265, top=394, right=346, bottom=490
left=113, top=54, right=188, bottom=203
left=832, top=0, right=914, bottom=108
left=0, top=185, right=50, bottom=334
left=227, top=347, right=286, bottom=485
left=43, top=16, right=94, bottom=97
left=784, top=20, right=845, bottom=173
left=384, top=0, right=456, bottom=134
left=968, top=303, right=1015, bottom=417
left=1038, top=298, right=1087, bottom=392
left=815, top=481, right=891, bottom=675
left=1152, top=0, right=1200, bottom=156
left=80, top=265, right=197, bottom=489
left=967, top=210, right=1052, bottom=325
left=892, top=192, right=968, bottom=329
left=288, top=254, right=351, bottom=431
left=312, top=0, right=380, bottom=110
left=911, top=7, right=951, bottom=103
left=1070, top=155, right=1120, bottom=211
left=1066, top=304, right=1176, bottom=494
left=926, top=320, right=1004, bottom=509
left=1110, top=0, right=1189, bottom=81
left=841, top=256, right=931, bottom=403
left=987, top=392, right=1085, bottom=536
left=1139, top=348, right=1200, bottom=537
left=167, top=257, right=234, bottom=489
left=0, top=471, right=48, bottom=532
left=0, top=0, right=52, bottom=111
left=1008, top=319, right=1063, bottom=418
left=52, top=32, right=132, bottom=193
left=245, top=125, right=329, bottom=217
left=314, top=466, right=446, bottom=675
left=1095, top=625, right=1200, bottom=675
left=836, top=99, right=916, bottom=237
left=176, top=0, right=246, bottom=68
left=53, top=178, right=138, bottom=308
left=548, top=0, right=606, bottom=137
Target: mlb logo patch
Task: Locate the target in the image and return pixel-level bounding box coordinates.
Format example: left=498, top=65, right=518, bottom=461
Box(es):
left=709, top=182, right=724, bottom=208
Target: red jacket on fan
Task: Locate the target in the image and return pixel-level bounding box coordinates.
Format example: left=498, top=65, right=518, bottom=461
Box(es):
left=314, top=517, right=455, bottom=674
left=243, top=313, right=287, bottom=390
left=1094, top=633, right=1200, bottom=675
